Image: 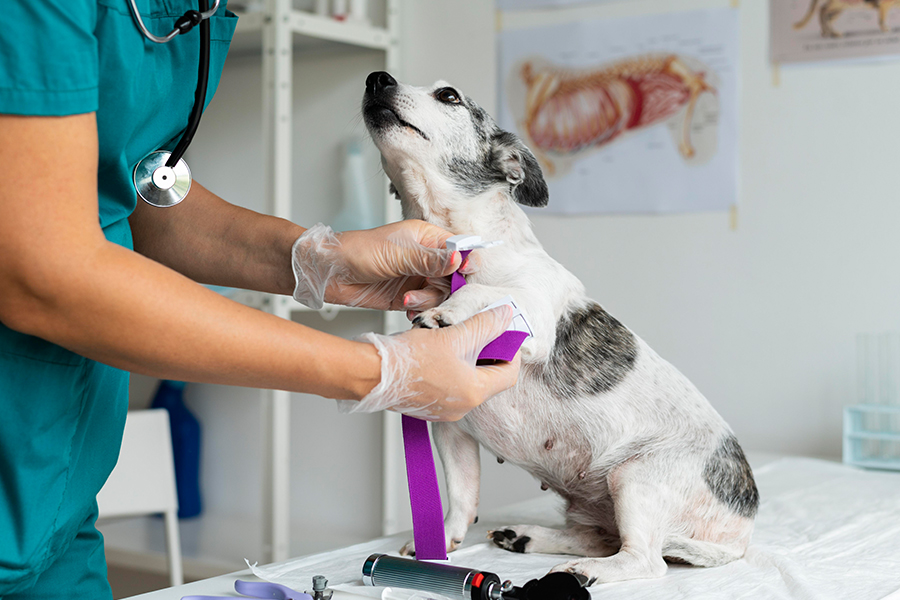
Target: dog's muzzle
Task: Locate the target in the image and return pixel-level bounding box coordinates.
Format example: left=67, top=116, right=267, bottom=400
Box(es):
left=363, top=71, right=430, bottom=140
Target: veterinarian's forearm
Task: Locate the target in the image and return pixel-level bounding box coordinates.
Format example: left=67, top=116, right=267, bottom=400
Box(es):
left=130, top=181, right=305, bottom=296
left=10, top=236, right=381, bottom=398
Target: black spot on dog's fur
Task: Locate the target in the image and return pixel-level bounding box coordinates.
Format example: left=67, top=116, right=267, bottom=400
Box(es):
left=444, top=99, right=549, bottom=207
left=703, top=435, right=759, bottom=518
left=541, top=302, right=638, bottom=399
left=467, top=103, right=492, bottom=143
left=492, top=131, right=549, bottom=208
left=511, top=536, right=531, bottom=553
left=447, top=156, right=500, bottom=197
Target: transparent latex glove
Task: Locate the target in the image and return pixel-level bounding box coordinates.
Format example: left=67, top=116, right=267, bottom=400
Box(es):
left=291, top=221, right=476, bottom=310
left=338, top=305, right=521, bottom=422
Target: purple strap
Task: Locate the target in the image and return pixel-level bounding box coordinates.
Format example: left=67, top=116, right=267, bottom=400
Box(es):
left=449, top=250, right=472, bottom=294
left=401, top=415, right=448, bottom=560
left=181, top=579, right=312, bottom=600
left=403, top=248, right=526, bottom=560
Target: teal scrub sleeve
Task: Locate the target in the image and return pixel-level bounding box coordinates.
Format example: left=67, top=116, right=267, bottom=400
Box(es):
left=0, top=2, right=99, bottom=115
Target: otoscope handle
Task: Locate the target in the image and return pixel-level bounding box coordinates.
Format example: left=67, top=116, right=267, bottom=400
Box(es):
left=362, top=554, right=502, bottom=600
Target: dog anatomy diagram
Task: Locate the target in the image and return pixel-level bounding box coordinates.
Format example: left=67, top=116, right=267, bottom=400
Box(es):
left=498, top=8, right=739, bottom=214
left=771, top=0, right=900, bottom=63
left=793, top=0, right=900, bottom=38
left=512, top=54, right=718, bottom=177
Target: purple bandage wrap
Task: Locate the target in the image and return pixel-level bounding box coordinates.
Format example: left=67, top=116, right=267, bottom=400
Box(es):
left=403, top=248, right=526, bottom=560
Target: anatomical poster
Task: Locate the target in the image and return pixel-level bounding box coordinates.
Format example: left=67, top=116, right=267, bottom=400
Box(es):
left=771, top=0, right=900, bottom=64
left=498, top=8, right=739, bottom=215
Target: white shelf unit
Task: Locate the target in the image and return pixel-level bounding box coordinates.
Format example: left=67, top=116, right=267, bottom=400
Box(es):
left=236, top=0, right=404, bottom=565
left=103, top=2, right=407, bottom=576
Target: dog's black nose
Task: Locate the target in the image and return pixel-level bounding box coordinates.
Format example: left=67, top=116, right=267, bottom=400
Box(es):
left=366, top=71, right=397, bottom=95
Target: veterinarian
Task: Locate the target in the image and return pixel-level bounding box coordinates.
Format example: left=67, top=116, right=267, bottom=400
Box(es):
left=0, top=3, right=520, bottom=599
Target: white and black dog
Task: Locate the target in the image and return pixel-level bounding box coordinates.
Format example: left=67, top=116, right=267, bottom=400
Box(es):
left=362, top=71, right=758, bottom=586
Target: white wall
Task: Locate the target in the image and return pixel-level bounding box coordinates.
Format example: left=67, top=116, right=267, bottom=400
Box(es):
left=499, top=0, right=900, bottom=459
left=123, top=0, right=900, bottom=567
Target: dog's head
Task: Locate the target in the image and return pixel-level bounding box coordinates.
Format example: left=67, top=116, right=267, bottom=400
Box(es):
left=362, top=71, right=548, bottom=211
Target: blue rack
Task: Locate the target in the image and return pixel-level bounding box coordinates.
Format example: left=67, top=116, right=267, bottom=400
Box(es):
left=843, top=404, right=900, bottom=472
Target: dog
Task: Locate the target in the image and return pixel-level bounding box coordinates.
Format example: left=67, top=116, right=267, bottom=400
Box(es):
left=794, top=0, right=899, bottom=38
left=361, top=71, right=758, bottom=586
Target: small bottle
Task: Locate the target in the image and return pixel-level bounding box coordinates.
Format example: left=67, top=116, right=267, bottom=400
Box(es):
left=332, top=0, right=348, bottom=20
left=332, top=138, right=377, bottom=232
left=347, top=0, right=369, bottom=23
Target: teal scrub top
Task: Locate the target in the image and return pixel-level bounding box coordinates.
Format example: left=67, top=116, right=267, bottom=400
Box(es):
left=0, top=1, right=236, bottom=595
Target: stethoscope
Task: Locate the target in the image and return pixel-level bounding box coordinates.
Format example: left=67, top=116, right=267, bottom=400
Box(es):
left=129, top=0, right=221, bottom=207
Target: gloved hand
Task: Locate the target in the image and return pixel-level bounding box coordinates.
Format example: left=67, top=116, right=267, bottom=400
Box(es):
left=337, top=305, right=520, bottom=421
left=292, top=221, right=475, bottom=310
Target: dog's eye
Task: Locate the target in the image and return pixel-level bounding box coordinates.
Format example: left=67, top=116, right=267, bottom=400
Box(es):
left=436, top=88, right=461, bottom=104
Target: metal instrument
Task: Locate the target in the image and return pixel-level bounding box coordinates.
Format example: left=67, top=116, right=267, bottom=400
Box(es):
left=362, top=554, right=591, bottom=600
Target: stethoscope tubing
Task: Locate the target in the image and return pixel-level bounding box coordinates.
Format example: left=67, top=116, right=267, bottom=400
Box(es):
left=166, top=0, right=211, bottom=168
left=126, top=0, right=220, bottom=43
left=130, top=0, right=218, bottom=205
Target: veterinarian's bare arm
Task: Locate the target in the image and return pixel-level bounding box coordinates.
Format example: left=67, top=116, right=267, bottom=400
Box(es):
left=0, top=113, right=379, bottom=400
left=131, top=184, right=468, bottom=310
left=130, top=181, right=303, bottom=296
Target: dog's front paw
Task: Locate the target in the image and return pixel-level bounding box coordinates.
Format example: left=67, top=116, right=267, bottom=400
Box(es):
left=549, top=553, right=666, bottom=586
left=412, top=306, right=466, bottom=329
left=488, top=528, right=532, bottom=553
left=399, top=535, right=466, bottom=558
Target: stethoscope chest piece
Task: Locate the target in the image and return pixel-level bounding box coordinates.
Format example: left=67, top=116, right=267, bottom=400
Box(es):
left=133, top=150, right=192, bottom=207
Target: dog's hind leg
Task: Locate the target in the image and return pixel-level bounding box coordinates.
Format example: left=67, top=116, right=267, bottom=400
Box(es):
left=662, top=536, right=744, bottom=567
left=489, top=524, right=616, bottom=557
left=548, top=460, right=670, bottom=585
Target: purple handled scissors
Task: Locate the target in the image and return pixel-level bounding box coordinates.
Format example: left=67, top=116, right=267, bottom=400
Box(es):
left=182, top=580, right=313, bottom=600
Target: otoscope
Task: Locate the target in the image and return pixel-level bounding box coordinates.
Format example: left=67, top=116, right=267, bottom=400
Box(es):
left=362, top=554, right=591, bottom=600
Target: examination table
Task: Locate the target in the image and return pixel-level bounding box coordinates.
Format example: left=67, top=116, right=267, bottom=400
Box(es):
left=125, top=456, right=900, bottom=600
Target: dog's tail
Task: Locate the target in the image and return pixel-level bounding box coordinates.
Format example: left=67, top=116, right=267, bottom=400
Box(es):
left=793, top=0, right=820, bottom=30
left=662, top=536, right=745, bottom=567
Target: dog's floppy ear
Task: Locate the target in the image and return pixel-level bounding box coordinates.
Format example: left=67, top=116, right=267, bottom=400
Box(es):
left=491, top=131, right=549, bottom=208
